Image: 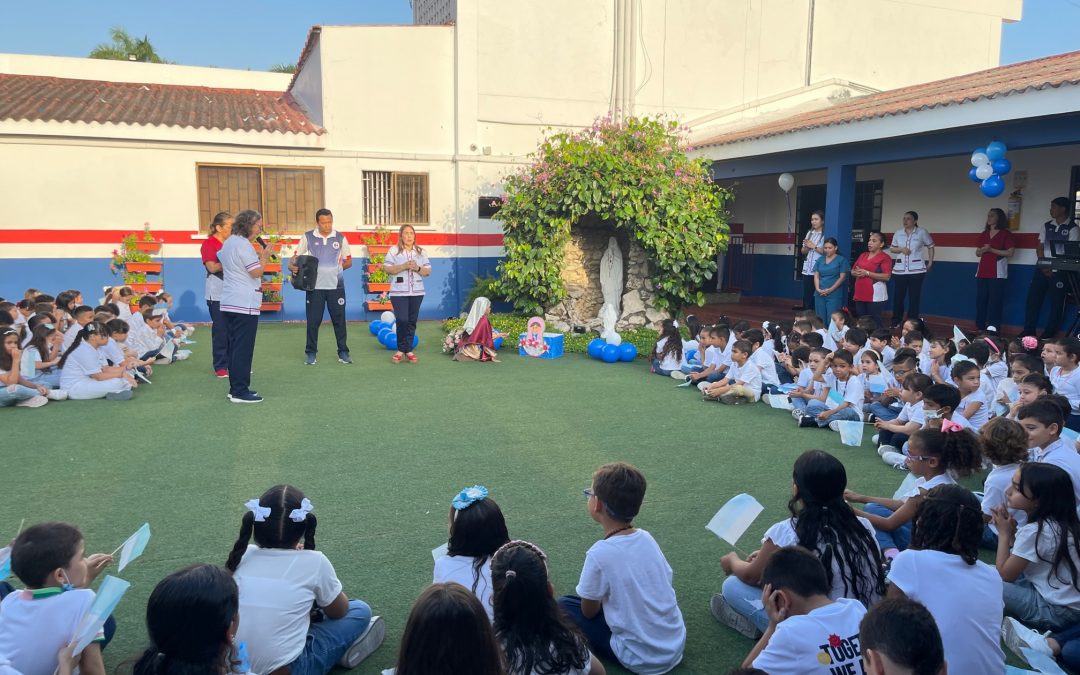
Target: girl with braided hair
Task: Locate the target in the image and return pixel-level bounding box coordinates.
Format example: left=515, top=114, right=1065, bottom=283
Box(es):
left=886, top=484, right=1005, bottom=673
left=490, top=540, right=604, bottom=675
left=714, top=451, right=884, bottom=638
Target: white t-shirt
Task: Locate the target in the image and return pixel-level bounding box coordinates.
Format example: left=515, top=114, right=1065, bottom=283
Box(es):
left=958, top=390, right=989, bottom=431
left=983, top=463, right=1027, bottom=535
left=60, top=323, right=81, bottom=352
left=887, top=549, right=1004, bottom=674
left=795, top=367, right=814, bottom=390
left=899, top=473, right=956, bottom=502
left=575, top=530, right=685, bottom=675
left=1051, top=366, right=1080, bottom=416
left=220, top=235, right=262, bottom=315
left=0, top=587, right=104, bottom=675
left=433, top=554, right=494, bottom=619
left=751, top=346, right=780, bottom=388
left=763, top=517, right=880, bottom=604
left=896, top=401, right=926, bottom=427
left=984, top=360, right=1008, bottom=395
left=824, top=373, right=864, bottom=413
left=234, top=546, right=344, bottom=674
left=702, top=345, right=722, bottom=370
left=101, top=338, right=126, bottom=366
left=19, top=346, right=45, bottom=380
left=880, top=345, right=896, bottom=369
left=816, top=329, right=837, bottom=351
left=652, top=337, right=681, bottom=372
left=751, top=598, right=866, bottom=675
left=127, top=321, right=163, bottom=356
left=1012, top=521, right=1080, bottom=611
left=728, top=360, right=762, bottom=400
left=1032, top=437, right=1080, bottom=507
left=59, top=341, right=103, bottom=390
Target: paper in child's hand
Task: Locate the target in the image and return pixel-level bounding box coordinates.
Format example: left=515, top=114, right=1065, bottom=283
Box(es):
left=706, top=494, right=764, bottom=546
left=432, top=543, right=448, bottom=562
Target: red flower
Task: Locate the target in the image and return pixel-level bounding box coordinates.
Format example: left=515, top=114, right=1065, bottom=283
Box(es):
left=828, top=634, right=842, bottom=648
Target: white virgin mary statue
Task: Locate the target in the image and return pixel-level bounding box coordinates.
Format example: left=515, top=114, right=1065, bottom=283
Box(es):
left=598, top=236, right=623, bottom=344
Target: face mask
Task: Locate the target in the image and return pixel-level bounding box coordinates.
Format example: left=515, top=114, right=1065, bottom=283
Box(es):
left=924, top=408, right=942, bottom=420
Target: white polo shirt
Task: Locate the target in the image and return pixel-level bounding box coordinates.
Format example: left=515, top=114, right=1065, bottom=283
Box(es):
left=890, top=226, right=934, bottom=274
left=0, top=587, right=105, bottom=675
left=220, top=235, right=262, bottom=315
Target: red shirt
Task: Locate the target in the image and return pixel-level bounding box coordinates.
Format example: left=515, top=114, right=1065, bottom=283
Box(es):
left=976, top=229, right=1015, bottom=279
left=852, top=251, right=892, bottom=302
left=200, top=235, right=223, bottom=265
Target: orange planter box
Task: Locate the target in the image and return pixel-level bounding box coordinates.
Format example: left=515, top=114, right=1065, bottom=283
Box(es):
left=128, top=282, right=163, bottom=293
left=134, top=241, right=162, bottom=253
left=366, top=282, right=390, bottom=293
left=261, top=282, right=283, bottom=292
left=263, top=263, right=282, bottom=273
left=366, top=301, right=393, bottom=311
left=260, top=302, right=283, bottom=312
left=366, top=263, right=383, bottom=274
left=124, top=262, right=162, bottom=274
left=365, top=244, right=392, bottom=256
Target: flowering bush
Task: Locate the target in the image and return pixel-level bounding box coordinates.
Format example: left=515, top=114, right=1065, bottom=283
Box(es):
left=496, top=115, right=731, bottom=315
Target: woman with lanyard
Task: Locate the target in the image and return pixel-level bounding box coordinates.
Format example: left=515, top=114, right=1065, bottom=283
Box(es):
left=974, top=207, right=1015, bottom=332
left=850, top=231, right=892, bottom=320
left=888, top=211, right=934, bottom=328
left=384, top=224, right=431, bottom=364
left=200, top=211, right=233, bottom=378
left=219, top=209, right=271, bottom=403
left=812, top=237, right=850, bottom=321
left=798, top=210, right=826, bottom=310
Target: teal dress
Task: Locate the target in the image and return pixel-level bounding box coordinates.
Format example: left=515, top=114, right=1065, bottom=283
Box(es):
left=813, top=254, right=850, bottom=320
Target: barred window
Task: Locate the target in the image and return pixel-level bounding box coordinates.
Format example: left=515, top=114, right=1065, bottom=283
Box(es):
left=197, top=164, right=324, bottom=234
left=363, top=171, right=429, bottom=226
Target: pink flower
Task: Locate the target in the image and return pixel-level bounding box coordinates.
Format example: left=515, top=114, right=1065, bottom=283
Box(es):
left=1022, top=336, right=1039, bottom=350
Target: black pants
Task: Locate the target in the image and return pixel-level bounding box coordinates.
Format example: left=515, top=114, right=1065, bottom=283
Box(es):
left=224, top=312, right=258, bottom=397
left=855, top=301, right=886, bottom=321
left=891, top=273, right=926, bottom=326
left=391, top=294, right=423, bottom=353
left=1024, top=269, right=1069, bottom=337
left=975, top=277, right=1007, bottom=330
left=801, top=273, right=816, bottom=310
left=305, top=288, right=348, bottom=356
left=207, top=300, right=229, bottom=371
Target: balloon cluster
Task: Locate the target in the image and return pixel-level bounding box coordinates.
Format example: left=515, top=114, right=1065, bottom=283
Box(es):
left=587, top=337, right=637, bottom=363
left=368, top=310, right=418, bottom=351
left=968, top=141, right=1011, bottom=198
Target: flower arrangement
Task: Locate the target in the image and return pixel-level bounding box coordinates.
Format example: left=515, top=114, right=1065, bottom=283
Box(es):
left=368, top=268, right=390, bottom=283
left=442, top=327, right=465, bottom=355
left=364, top=224, right=393, bottom=246
left=376, top=292, right=390, bottom=304
left=262, top=289, right=283, bottom=303
left=452, top=485, right=488, bottom=510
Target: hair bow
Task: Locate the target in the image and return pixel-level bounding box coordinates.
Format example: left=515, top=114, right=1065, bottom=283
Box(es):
left=1022, top=336, right=1039, bottom=350
left=983, top=337, right=1000, bottom=354
left=950, top=354, right=975, bottom=365
left=43, top=323, right=55, bottom=330
left=671, top=320, right=679, bottom=329
left=245, top=499, right=271, bottom=522
left=452, top=485, right=489, bottom=511
left=289, top=498, right=314, bottom=522
left=941, top=419, right=963, bottom=433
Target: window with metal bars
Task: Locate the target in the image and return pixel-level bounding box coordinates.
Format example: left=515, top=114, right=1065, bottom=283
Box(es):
left=363, top=171, right=430, bottom=226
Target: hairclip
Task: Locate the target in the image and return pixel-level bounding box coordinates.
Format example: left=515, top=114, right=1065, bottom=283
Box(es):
left=983, top=337, right=1000, bottom=354
left=43, top=323, right=54, bottom=330
left=950, top=354, right=975, bottom=365
left=941, top=419, right=963, bottom=434
left=85, top=323, right=97, bottom=333
left=245, top=499, right=271, bottom=522
left=504, top=570, right=517, bottom=581
left=671, top=320, right=679, bottom=328
left=452, top=485, right=488, bottom=511
left=1022, top=336, right=1039, bottom=350
left=289, top=498, right=313, bottom=522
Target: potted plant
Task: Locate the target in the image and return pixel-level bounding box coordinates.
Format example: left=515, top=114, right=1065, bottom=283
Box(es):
left=366, top=292, right=393, bottom=311
left=263, top=253, right=282, bottom=274
left=366, top=267, right=391, bottom=293
left=362, top=224, right=394, bottom=256
left=134, top=223, right=163, bottom=253
left=261, top=289, right=283, bottom=312
left=261, top=272, right=284, bottom=292
left=264, top=229, right=288, bottom=254
left=367, top=253, right=385, bottom=274
left=124, top=271, right=162, bottom=294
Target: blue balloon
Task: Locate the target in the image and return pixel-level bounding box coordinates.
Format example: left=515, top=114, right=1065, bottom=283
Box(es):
left=381, top=331, right=398, bottom=349
left=369, top=321, right=385, bottom=335
left=968, top=166, right=982, bottom=183
left=618, top=343, right=638, bottom=362
left=378, top=327, right=394, bottom=344
left=587, top=338, right=606, bottom=359
left=685, top=349, right=697, bottom=363
left=493, top=336, right=504, bottom=350
left=986, top=141, right=1007, bottom=161
left=601, top=344, right=619, bottom=363
left=981, top=175, right=1005, bottom=198
left=991, top=158, right=1012, bottom=176
left=412, top=335, right=419, bottom=349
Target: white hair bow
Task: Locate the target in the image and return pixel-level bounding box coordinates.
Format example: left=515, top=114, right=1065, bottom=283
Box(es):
left=245, top=499, right=271, bottom=522
left=672, top=320, right=679, bottom=328
left=950, top=354, right=976, bottom=366
left=290, top=498, right=314, bottom=522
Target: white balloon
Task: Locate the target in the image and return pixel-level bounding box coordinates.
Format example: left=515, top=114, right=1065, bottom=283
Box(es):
left=380, top=311, right=395, bottom=323
left=778, top=173, right=795, bottom=193
left=970, top=152, right=990, bottom=167
left=605, top=333, right=623, bottom=346
left=975, top=163, right=994, bottom=180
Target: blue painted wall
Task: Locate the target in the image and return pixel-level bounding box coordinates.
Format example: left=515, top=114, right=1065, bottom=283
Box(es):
left=2, top=256, right=502, bottom=323
left=744, top=253, right=1066, bottom=327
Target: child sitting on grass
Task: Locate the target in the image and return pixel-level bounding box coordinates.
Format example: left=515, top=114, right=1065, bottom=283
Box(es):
left=858, top=598, right=945, bottom=675
left=1020, top=399, right=1080, bottom=509
left=742, top=547, right=867, bottom=675
left=797, top=349, right=863, bottom=429
left=979, top=416, right=1030, bottom=549
left=0, top=522, right=114, bottom=675
left=887, top=484, right=1005, bottom=673
left=58, top=321, right=135, bottom=401
left=846, top=427, right=983, bottom=560
left=951, top=360, right=989, bottom=431
left=559, top=462, right=685, bottom=675
left=649, top=319, right=682, bottom=377
left=20, top=322, right=62, bottom=390
left=869, top=329, right=896, bottom=370
left=0, top=327, right=55, bottom=407
left=1009, top=373, right=1053, bottom=420
left=997, top=354, right=1043, bottom=417
left=1050, top=338, right=1080, bottom=430
left=786, top=348, right=830, bottom=416
left=434, top=485, right=510, bottom=620
left=683, top=325, right=731, bottom=387
left=701, top=340, right=761, bottom=405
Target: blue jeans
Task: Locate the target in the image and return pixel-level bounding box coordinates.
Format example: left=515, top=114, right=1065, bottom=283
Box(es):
left=0, top=384, right=39, bottom=406
left=650, top=359, right=674, bottom=376
left=1051, top=622, right=1080, bottom=670
left=721, top=575, right=769, bottom=633
left=1004, top=579, right=1080, bottom=633
left=868, top=400, right=902, bottom=422
left=865, top=503, right=912, bottom=551
left=679, top=364, right=704, bottom=374
left=27, top=370, right=61, bottom=389
left=557, top=595, right=617, bottom=663
left=288, top=599, right=372, bottom=675
left=804, top=400, right=861, bottom=427
left=980, top=523, right=999, bottom=550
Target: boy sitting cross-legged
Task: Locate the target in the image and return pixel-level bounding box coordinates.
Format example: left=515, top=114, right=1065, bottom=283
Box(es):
left=701, top=340, right=761, bottom=405
left=559, top=462, right=686, bottom=674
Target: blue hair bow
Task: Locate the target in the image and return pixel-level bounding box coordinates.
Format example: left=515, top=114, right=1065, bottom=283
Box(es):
left=452, top=485, right=489, bottom=511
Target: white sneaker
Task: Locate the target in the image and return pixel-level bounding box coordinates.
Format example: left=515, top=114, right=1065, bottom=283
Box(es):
left=338, top=616, right=385, bottom=668
left=791, top=408, right=803, bottom=420
left=1001, top=617, right=1053, bottom=665
left=174, top=350, right=191, bottom=361
left=828, top=420, right=841, bottom=432
left=670, top=371, right=688, bottom=381
left=45, top=389, right=68, bottom=401
left=877, top=444, right=898, bottom=458
left=880, top=451, right=908, bottom=470
left=872, top=434, right=880, bottom=444
left=15, top=395, right=48, bottom=408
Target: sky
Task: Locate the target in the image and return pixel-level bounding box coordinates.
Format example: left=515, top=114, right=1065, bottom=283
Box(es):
left=0, top=0, right=1077, bottom=71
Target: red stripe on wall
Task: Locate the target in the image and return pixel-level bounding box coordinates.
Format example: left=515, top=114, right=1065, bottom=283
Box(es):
left=742, top=231, right=1040, bottom=249
left=0, top=229, right=506, bottom=247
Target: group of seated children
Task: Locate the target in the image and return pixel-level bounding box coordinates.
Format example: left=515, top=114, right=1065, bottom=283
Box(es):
left=0, top=286, right=194, bottom=407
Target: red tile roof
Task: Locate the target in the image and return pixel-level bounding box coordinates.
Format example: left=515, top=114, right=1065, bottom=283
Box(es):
left=697, top=49, right=1080, bottom=148
left=0, top=73, right=323, bottom=135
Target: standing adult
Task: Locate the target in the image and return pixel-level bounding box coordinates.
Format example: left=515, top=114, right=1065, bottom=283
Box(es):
left=1023, top=197, right=1078, bottom=338
left=289, top=208, right=353, bottom=366
left=813, top=237, right=849, bottom=321
left=851, top=231, right=893, bottom=320
left=219, top=209, right=271, bottom=403
left=201, top=211, right=233, bottom=378
left=383, top=224, right=430, bottom=364
left=974, top=207, right=1015, bottom=332
left=797, top=210, right=826, bottom=310
left=887, top=211, right=935, bottom=328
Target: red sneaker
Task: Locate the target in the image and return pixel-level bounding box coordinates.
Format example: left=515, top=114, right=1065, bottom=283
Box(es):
left=215, top=369, right=228, bottom=378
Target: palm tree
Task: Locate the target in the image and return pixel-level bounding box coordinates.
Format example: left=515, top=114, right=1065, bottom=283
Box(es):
left=269, top=63, right=296, bottom=74
left=89, top=27, right=169, bottom=63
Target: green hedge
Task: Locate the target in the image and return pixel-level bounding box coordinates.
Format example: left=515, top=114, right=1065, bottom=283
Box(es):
left=442, top=313, right=658, bottom=359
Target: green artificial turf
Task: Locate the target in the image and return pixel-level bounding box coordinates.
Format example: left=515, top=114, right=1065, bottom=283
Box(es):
left=3, top=322, right=918, bottom=673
